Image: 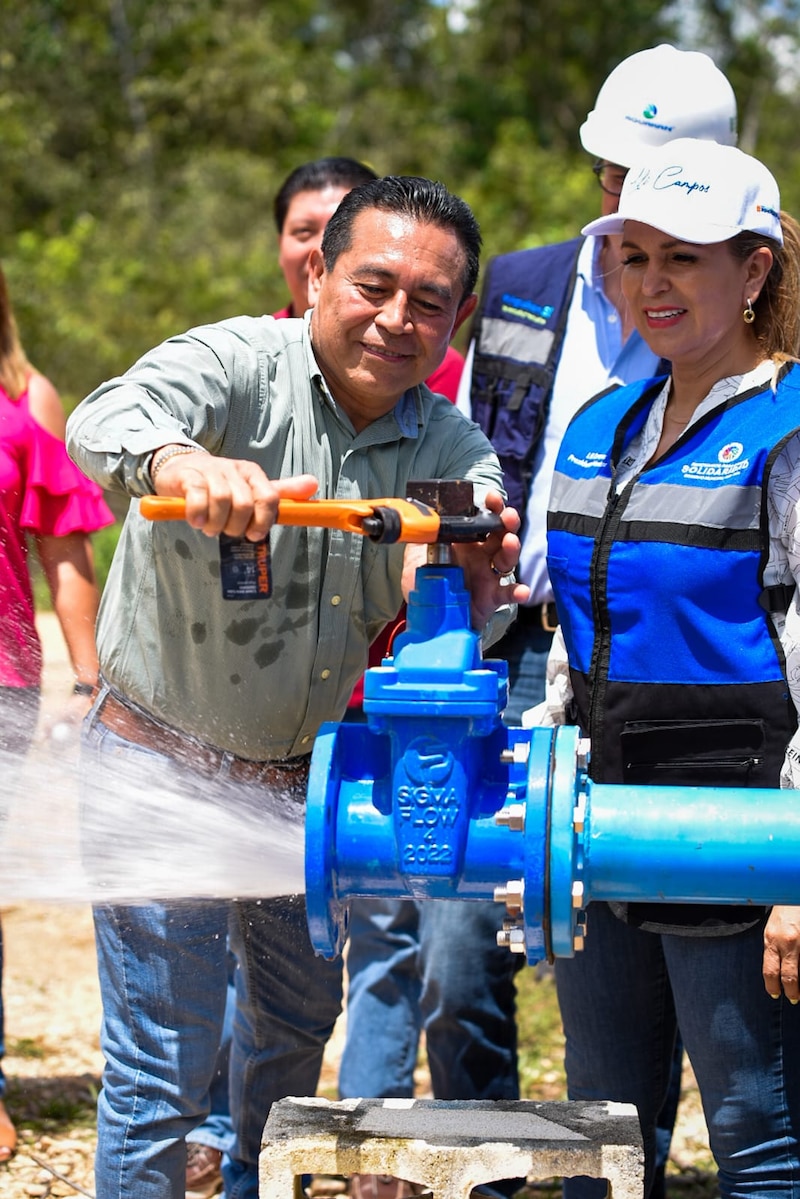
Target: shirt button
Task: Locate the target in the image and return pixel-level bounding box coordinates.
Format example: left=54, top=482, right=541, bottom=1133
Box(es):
left=321, top=669, right=331, bottom=680
left=301, top=735, right=311, bottom=745
left=330, top=595, right=342, bottom=606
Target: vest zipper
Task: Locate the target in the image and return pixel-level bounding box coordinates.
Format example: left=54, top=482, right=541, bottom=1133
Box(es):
left=586, top=480, right=629, bottom=780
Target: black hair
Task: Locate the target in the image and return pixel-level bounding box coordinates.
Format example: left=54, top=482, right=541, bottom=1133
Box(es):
left=273, top=157, right=378, bottom=233
left=320, top=176, right=482, bottom=300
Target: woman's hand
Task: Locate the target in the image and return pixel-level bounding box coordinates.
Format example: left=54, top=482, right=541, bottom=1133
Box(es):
left=763, top=905, right=800, bottom=1002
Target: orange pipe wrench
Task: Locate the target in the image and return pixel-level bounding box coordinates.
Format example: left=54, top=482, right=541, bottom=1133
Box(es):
left=139, top=495, right=503, bottom=545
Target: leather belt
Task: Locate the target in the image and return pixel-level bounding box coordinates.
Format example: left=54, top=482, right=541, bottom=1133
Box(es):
left=517, top=602, right=559, bottom=633
left=94, top=690, right=310, bottom=792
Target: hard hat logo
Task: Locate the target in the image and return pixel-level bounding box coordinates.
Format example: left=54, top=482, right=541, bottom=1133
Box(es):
left=579, top=44, right=738, bottom=168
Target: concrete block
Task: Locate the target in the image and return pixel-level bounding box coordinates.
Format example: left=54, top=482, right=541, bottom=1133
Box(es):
left=260, top=1097, right=643, bottom=1199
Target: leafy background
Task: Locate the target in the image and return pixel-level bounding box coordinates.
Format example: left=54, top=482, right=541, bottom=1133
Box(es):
left=4, top=0, right=800, bottom=407
left=5, top=0, right=800, bottom=587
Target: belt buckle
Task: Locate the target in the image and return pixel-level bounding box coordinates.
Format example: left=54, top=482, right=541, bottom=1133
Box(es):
left=541, top=603, right=558, bottom=633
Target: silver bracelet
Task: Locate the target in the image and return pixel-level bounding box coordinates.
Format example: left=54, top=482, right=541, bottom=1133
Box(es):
left=150, top=444, right=206, bottom=481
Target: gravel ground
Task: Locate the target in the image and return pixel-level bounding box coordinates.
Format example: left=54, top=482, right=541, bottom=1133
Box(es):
left=0, top=902, right=718, bottom=1199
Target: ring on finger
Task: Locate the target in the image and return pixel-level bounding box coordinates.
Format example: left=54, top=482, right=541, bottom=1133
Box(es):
left=490, top=558, right=515, bottom=581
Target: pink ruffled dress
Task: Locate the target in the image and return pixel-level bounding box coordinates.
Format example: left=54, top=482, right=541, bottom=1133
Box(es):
left=0, top=383, right=115, bottom=688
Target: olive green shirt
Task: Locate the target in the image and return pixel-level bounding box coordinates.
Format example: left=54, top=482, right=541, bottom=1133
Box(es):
left=67, top=313, right=507, bottom=760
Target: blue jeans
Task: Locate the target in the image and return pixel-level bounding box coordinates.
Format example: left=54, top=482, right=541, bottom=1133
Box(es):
left=490, top=616, right=551, bottom=726
left=556, top=901, right=800, bottom=1199
left=82, top=711, right=343, bottom=1199
left=340, top=897, right=521, bottom=1100
left=185, top=952, right=237, bottom=1156
left=225, top=895, right=342, bottom=1199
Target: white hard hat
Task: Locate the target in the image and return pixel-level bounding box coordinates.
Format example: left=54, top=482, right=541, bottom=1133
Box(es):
left=580, top=44, right=738, bottom=168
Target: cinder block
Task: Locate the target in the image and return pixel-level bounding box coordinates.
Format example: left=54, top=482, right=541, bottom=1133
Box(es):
left=260, top=1097, right=643, bottom=1199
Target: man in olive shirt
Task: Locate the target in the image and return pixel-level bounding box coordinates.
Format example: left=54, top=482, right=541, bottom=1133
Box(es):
left=67, top=176, right=527, bottom=1199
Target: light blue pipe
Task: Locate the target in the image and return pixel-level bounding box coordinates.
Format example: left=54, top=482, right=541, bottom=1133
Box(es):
left=583, top=782, right=800, bottom=905
left=305, top=563, right=800, bottom=965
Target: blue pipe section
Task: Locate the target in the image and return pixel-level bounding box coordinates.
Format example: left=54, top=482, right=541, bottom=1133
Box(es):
left=305, top=564, right=800, bottom=965
left=583, top=783, right=800, bottom=906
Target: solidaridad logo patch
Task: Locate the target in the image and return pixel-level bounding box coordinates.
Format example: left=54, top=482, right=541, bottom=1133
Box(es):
left=719, top=442, right=744, bottom=463
left=643, top=104, right=658, bottom=120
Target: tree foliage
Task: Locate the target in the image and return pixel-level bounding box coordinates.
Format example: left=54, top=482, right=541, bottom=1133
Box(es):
left=1, top=0, right=799, bottom=406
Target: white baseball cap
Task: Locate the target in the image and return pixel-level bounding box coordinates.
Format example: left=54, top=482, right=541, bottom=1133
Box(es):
left=581, top=138, right=783, bottom=246
left=580, top=44, right=738, bottom=168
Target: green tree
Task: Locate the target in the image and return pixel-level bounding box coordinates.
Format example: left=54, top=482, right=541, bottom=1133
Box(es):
left=3, top=0, right=800, bottom=408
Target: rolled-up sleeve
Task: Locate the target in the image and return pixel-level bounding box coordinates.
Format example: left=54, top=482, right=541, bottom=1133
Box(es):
left=66, top=321, right=257, bottom=495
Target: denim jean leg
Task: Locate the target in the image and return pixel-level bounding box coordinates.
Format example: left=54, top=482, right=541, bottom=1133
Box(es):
left=224, top=894, right=344, bottom=1199
left=664, top=919, right=800, bottom=1199
left=418, top=898, right=522, bottom=1100
left=80, top=711, right=232, bottom=1199
left=93, top=899, right=230, bottom=1199
left=491, top=621, right=552, bottom=727
left=555, top=902, right=677, bottom=1199
left=339, top=897, right=422, bottom=1098
left=186, top=948, right=237, bottom=1154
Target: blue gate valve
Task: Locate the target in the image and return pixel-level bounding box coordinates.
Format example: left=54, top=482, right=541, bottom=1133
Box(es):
left=304, top=487, right=800, bottom=965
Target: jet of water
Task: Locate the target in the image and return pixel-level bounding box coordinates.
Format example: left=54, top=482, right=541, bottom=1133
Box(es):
left=0, top=738, right=306, bottom=904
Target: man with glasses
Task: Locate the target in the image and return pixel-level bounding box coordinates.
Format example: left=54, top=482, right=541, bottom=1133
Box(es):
left=457, top=43, right=737, bottom=722
left=453, top=43, right=737, bottom=1199
left=591, top=161, right=628, bottom=198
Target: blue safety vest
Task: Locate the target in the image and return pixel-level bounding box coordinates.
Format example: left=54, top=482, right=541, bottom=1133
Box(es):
left=468, top=239, right=583, bottom=521
left=548, top=364, right=800, bottom=932
left=549, top=364, right=800, bottom=783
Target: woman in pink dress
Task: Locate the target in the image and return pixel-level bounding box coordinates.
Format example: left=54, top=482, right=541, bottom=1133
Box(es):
left=0, top=263, right=113, bottom=1159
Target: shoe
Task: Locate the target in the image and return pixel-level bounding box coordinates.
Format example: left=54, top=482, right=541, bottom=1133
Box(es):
left=0, top=1098, right=16, bottom=1162
left=186, top=1141, right=223, bottom=1199
left=349, top=1176, right=429, bottom=1199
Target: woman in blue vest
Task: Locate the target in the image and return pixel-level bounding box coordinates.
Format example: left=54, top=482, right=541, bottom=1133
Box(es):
left=544, top=137, right=800, bottom=1198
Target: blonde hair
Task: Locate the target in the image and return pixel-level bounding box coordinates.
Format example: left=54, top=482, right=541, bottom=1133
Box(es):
left=0, top=265, right=32, bottom=400
left=730, top=211, right=800, bottom=363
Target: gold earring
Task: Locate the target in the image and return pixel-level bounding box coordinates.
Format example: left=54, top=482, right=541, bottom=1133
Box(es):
left=743, top=297, right=756, bottom=324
